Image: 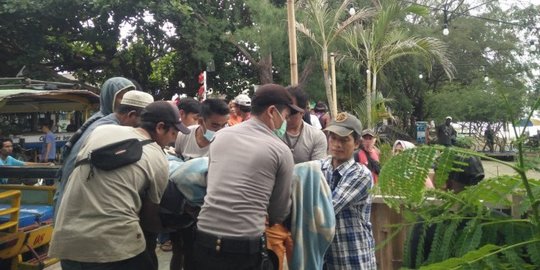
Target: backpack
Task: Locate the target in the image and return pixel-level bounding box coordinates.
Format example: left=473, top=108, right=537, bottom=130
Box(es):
left=75, top=138, right=154, bottom=171
left=354, top=149, right=381, bottom=175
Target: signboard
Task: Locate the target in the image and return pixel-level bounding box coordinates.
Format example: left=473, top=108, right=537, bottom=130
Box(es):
left=416, top=121, right=428, bottom=144
left=12, top=132, right=74, bottom=150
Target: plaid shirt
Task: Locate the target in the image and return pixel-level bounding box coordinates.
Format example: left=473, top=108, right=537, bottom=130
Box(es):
left=322, top=157, right=376, bottom=269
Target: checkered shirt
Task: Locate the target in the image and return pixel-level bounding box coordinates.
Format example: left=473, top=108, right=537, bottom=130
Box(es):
left=321, top=157, right=376, bottom=269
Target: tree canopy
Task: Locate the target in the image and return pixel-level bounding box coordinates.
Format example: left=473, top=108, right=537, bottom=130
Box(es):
left=0, top=0, right=538, bottom=129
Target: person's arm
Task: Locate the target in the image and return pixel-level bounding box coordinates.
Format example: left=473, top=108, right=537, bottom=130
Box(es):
left=139, top=155, right=169, bottom=232
left=332, top=166, right=372, bottom=214
left=140, top=197, right=164, bottom=233
left=267, top=151, right=294, bottom=225
left=311, top=130, right=328, bottom=160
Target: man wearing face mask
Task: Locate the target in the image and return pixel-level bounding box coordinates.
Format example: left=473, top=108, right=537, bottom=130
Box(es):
left=175, top=98, right=230, bottom=161
left=193, top=84, right=303, bottom=270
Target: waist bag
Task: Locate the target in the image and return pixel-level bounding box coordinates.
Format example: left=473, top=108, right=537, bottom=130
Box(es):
left=75, top=138, right=154, bottom=171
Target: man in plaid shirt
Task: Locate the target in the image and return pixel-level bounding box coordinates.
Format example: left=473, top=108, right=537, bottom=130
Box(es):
left=322, top=112, right=376, bottom=269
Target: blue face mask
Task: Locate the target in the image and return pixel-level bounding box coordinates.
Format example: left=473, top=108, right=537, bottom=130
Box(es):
left=203, top=128, right=215, bottom=142
left=273, top=110, right=287, bottom=139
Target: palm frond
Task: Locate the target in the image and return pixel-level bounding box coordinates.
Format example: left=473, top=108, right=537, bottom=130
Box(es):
left=332, top=7, right=377, bottom=43
left=296, top=22, right=322, bottom=48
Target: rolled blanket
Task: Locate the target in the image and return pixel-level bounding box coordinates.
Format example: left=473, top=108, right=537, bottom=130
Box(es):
left=290, top=160, right=336, bottom=270
left=168, top=156, right=208, bottom=207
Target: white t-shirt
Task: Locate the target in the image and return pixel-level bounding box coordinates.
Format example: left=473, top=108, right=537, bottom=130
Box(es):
left=174, top=125, right=209, bottom=160
left=309, top=114, right=322, bottom=129
left=49, top=125, right=169, bottom=263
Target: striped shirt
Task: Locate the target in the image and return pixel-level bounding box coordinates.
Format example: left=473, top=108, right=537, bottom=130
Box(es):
left=322, top=157, right=376, bottom=269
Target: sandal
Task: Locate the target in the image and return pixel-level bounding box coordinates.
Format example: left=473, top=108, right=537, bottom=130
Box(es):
left=160, top=240, right=173, bottom=252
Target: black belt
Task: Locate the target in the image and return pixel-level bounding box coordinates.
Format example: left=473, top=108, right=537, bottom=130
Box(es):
left=195, top=230, right=265, bottom=254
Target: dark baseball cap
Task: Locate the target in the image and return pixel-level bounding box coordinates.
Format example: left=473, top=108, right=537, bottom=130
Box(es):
left=252, top=84, right=304, bottom=113
left=141, top=101, right=190, bottom=134
left=324, top=112, right=363, bottom=137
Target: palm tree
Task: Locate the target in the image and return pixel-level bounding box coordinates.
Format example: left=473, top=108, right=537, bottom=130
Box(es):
left=295, top=0, right=376, bottom=118
left=342, top=0, right=455, bottom=128
left=353, top=91, right=394, bottom=129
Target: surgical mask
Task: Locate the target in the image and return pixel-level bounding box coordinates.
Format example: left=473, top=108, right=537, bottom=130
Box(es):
left=273, top=110, right=287, bottom=139
left=203, top=129, right=215, bottom=142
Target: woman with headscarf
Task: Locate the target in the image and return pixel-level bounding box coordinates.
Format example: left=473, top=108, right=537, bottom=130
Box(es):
left=392, top=140, right=434, bottom=188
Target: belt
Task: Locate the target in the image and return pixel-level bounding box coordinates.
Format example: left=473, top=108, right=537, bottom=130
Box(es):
left=195, top=230, right=265, bottom=254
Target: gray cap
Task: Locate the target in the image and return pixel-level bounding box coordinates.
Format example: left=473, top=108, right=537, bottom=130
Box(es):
left=361, top=129, right=376, bottom=137
left=324, top=112, right=363, bottom=137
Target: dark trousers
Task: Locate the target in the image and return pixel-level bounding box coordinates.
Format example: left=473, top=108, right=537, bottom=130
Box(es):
left=192, top=231, right=273, bottom=270
left=60, top=251, right=154, bottom=270
left=143, top=230, right=159, bottom=270
left=170, top=224, right=197, bottom=270
left=193, top=242, right=264, bottom=270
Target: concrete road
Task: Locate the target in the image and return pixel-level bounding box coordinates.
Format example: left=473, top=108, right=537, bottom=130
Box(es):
left=482, top=160, right=540, bottom=179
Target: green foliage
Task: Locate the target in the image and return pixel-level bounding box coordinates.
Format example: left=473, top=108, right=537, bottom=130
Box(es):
left=380, top=80, right=540, bottom=269
left=454, top=135, right=475, bottom=149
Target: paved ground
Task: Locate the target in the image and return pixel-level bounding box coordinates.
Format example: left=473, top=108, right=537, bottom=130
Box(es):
left=483, top=160, right=540, bottom=179
left=44, top=160, right=540, bottom=270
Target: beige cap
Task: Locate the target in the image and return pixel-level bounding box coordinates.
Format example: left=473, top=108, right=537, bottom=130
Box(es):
left=324, top=112, right=363, bottom=137
left=120, top=90, right=154, bottom=108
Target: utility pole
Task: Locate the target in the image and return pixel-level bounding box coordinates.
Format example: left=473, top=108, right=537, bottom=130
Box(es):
left=287, top=0, right=298, bottom=85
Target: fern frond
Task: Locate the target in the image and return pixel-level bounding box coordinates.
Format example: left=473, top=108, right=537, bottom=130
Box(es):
left=379, top=146, right=437, bottom=210
left=420, top=244, right=501, bottom=270
left=425, top=221, right=446, bottom=264
left=525, top=241, right=540, bottom=266
left=440, top=219, right=460, bottom=260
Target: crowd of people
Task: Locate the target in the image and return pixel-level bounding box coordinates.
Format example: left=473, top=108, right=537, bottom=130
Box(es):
left=0, top=76, right=487, bottom=270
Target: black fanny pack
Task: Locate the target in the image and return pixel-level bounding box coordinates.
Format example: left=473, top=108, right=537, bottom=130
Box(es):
left=75, top=138, right=154, bottom=171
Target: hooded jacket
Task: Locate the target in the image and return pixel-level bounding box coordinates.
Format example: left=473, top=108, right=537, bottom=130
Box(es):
left=54, top=77, right=135, bottom=218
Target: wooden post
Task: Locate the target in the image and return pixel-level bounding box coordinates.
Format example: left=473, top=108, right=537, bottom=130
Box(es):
left=287, top=0, right=298, bottom=85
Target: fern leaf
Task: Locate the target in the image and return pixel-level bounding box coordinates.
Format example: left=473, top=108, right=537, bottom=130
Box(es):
left=420, top=244, right=501, bottom=270
left=441, top=219, right=461, bottom=260
left=426, top=221, right=446, bottom=263
left=526, top=241, right=540, bottom=266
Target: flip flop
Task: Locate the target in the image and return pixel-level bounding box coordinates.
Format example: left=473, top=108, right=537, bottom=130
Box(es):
left=160, top=240, right=173, bottom=252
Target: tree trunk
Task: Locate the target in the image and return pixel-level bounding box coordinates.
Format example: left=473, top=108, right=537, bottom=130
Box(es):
left=371, top=71, right=377, bottom=128
left=322, top=48, right=336, bottom=119
left=258, top=54, right=274, bottom=84
left=366, top=64, right=372, bottom=129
